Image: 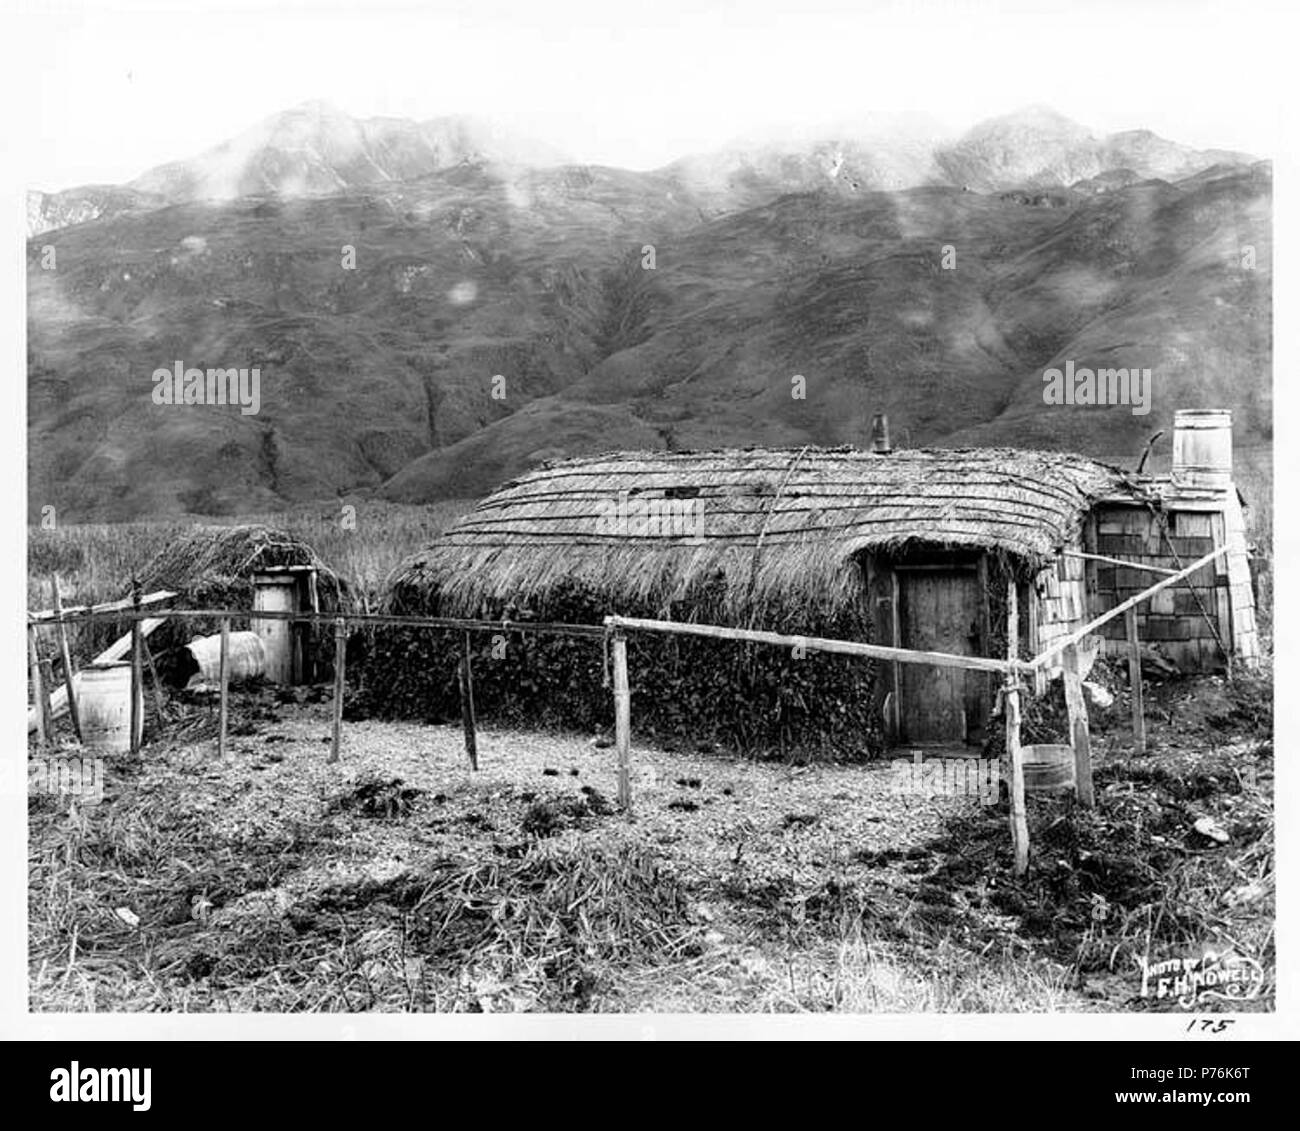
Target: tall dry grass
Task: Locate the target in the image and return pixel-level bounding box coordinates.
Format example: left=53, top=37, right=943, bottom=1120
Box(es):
left=1233, top=444, right=1273, bottom=648
left=27, top=499, right=472, bottom=613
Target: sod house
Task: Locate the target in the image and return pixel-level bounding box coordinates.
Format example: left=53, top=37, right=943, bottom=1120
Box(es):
left=383, top=416, right=1257, bottom=755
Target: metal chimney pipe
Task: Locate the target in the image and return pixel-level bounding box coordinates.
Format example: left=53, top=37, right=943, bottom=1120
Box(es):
left=871, top=413, right=892, bottom=454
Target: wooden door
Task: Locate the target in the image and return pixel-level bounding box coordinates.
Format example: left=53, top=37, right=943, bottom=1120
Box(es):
left=897, top=568, right=983, bottom=745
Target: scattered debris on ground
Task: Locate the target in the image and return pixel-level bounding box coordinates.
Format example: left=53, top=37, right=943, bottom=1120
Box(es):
left=29, top=673, right=1273, bottom=1013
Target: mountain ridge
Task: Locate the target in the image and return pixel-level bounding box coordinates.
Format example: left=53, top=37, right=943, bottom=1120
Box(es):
left=27, top=156, right=1270, bottom=520
left=28, top=103, right=1257, bottom=236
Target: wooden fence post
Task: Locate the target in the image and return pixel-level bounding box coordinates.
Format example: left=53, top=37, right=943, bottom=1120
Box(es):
left=457, top=631, right=479, bottom=771
left=1005, top=580, right=1029, bottom=876
left=330, top=617, right=346, bottom=764
left=28, top=625, right=49, bottom=747
left=612, top=631, right=632, bottom=810
left=1125, top=606, right=1146, bottom=756
left=1062, top=641, right=1095, bottom=807
left=217, top=616, right=230, bottom=760
left=130, top=581, right=143, bottom=754
left=51, top=574, right=82, bottom=743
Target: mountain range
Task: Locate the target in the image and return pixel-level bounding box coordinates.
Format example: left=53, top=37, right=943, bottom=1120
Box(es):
left=27, top=102, right=1271, bottom=520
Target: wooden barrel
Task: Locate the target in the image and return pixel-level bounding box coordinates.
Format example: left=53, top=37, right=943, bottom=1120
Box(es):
left=185, top=631, right=266, bottom=684
left=79, top=661, right=142, bottom=753
left=1022, top=744, right=1076, bottom=794
left=1171, top=409, right=1233, bottom=490
left=253, top=573, right=298, bottom=684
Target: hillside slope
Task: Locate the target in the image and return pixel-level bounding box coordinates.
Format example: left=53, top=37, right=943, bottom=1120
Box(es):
left=383, top=165, right=1272, bottom=501
left=27, top=124, right=1270, bottom=519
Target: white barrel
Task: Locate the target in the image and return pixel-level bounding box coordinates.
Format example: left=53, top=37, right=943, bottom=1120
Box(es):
left=253, top=574, right=298, bottom=684
left=1171, top=409, right=1233, bottom=490
left=79, top=662, right=142, bottom=753
left=185, top=631, right=266, bottom=684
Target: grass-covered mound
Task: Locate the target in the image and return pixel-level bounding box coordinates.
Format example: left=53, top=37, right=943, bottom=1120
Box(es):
left=355, top=580, right=884, bottom=761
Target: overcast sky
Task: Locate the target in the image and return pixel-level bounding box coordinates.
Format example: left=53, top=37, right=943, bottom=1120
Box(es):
left=13, top=0, right=1287, bottom=192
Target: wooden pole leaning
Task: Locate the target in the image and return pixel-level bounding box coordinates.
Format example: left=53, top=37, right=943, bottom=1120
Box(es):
left=1005, top=580, right=1030, bottom=876
left=458, top=631, right=479, bottom=771
left=217, top=617, right=230, bottom=760
left=612, top=631, right=632, bottom=810
left=51, top=574, right=82, bottom=743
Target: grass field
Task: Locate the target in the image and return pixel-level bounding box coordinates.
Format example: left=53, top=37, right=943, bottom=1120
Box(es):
left=28, top=671, right=1273, bottom=1013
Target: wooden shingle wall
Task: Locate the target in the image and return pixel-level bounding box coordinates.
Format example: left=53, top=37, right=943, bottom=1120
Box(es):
left=1031, top=535, right=1089, bottom=690
left=1087, top=504, right=1230, bottom=672
left=1034, top=546, right=1088, bottom=648
left=1222, top=491, right=1261, bottom=665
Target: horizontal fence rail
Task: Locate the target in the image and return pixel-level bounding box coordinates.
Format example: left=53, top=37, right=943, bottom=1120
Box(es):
left=1061, top=549, right=1178, bottom=576
left=27, top=590, right=177, bottom=623
left=27, top=606, right=609, bottom=637
left=604, top=614, right=1033, bottom=675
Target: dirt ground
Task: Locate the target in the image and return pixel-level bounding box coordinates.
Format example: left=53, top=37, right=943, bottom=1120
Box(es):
left=29, top=673, right=1274, bottom=1013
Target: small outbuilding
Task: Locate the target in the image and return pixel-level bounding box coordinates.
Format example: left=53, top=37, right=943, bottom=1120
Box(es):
left=135, top=524, right=346, bottom=685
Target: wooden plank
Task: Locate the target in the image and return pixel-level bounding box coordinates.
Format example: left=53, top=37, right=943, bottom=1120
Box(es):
left=1211, top=513, right=1228, bottom=574
left=1028, top=575, right=1046, bottom=697
left=898, top=568, right=981, bottom=743
left=26, top=618, right=168, bottom=733
left=307, top=570, right=321, bottom=683
left=1006, top=580, right=1029, bottom=876
left=604, top=614, right=1023, bottom=675
left=217, top=617, right=230, bottom=760
left=28, top=589, right=177, bottom=622
left=889, top=570, right=902, bottom=737
left=330, top=618, right=346, bottom=764
left=1061, top=642, right=1095, bottom=807
left=1125, top=606, right=1146, bottom=756
left=130, top=582, right=143, bottom=755
left=1215, top=588, right=1232, bottom=663
left=1062, top=550, right=1177, bottom=576
left=1030, top=545, right=1230, bottom=668
left=28, top=626, right=48, bottom=747
left=613, top=632, right=632, bottom=810
left=457, top=631, right=479, bottom=771
left=51, top=574, right=82, bottom=743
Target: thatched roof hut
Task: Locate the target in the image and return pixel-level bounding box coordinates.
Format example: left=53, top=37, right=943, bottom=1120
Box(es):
left=134, top=523, right=346, bottom=610
left=132, top=524, right=347, bottom=687
left=389, top=447, right=1138, bottom=621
